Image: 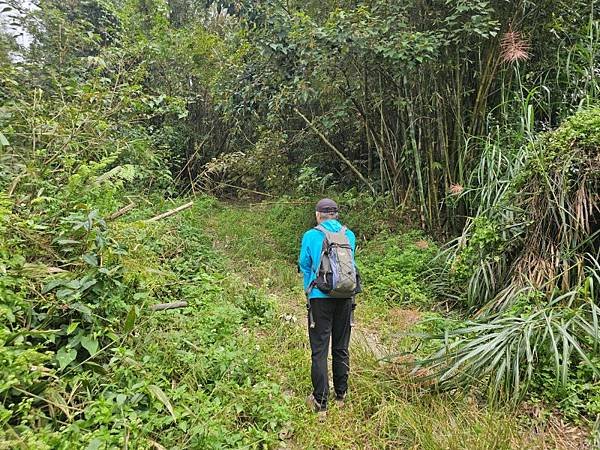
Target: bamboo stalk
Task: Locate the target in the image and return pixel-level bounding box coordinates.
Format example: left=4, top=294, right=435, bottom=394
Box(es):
left=403, top=75, right=427, bottom=229
left=146, top=202, right=194, bottom=222
left=294, top=108, right=376, bottom=195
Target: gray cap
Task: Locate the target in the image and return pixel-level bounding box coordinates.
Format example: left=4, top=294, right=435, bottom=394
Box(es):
left=315, top=198, right=338, bottom=213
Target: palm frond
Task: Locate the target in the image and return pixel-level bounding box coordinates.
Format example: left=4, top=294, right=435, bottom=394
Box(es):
left=414, top=290, right=600, bottom=403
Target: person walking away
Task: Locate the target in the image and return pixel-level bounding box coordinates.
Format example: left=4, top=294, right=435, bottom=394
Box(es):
left=298, top=198, right=360, bottom=419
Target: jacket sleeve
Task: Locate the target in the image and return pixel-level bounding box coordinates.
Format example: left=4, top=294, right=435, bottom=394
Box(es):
left=298, top=232, right=313, bottom=290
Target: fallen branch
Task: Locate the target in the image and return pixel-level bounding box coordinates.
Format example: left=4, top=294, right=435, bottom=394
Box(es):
left=7, top=173, right=23, bottom=197
left=238, top=199, right=314, bottom=207
left=149, top=301, right=188, bottom=311
left=95, top=166, right=122, bottom=185
left=108, top=202, right=136, bottom=220
left=146, top=201, right=194, bottom=222
left=294, top=108, right=376, bottom=194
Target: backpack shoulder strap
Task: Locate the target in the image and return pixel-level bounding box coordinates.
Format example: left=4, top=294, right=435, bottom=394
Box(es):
left=314, top=224, right=332, bottom=242
left=315, top=225, right=349, bottom=245
left=314, top=224, right=350, bottom=245
left=314, top=224, right=347, bottom=236
left=314, top=224, right=327, bottom=234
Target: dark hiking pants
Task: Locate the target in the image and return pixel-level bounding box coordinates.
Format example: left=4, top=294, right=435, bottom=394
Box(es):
left=308, top=297, right=353, bottom=409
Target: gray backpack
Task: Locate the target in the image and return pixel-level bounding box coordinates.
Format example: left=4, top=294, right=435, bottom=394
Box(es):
left=311, top=224, right=358, bottom=297
left=305, top=225, right=361, bottom=327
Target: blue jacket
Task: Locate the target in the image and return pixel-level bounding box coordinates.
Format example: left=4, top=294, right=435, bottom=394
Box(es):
left=298, top=219, right=356, bottom=299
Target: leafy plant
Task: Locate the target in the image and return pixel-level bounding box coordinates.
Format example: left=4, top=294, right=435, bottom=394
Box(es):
left=360, top=230, right=438, bottom=306
left=417, top=108, right=600, bottom=416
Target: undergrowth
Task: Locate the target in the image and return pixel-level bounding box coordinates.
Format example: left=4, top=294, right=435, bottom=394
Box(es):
left=416, top=108, right=600, bottom=424
left=1, top=198, right=292, bottom=449
left=3, top=187, right=587, bottom=447
left=195, top=198, right=573, bottom=449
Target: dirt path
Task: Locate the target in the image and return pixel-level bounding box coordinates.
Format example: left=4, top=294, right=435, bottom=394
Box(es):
left=203, top=205, right=405, bottom=361
left=199, top=202, right=583, bottom=449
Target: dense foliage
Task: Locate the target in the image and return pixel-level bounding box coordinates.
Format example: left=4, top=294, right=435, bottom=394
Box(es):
left=1, top=0, right=599, bottom=446
left=413, top=107, right=600, bottom=415
left=0, top=1, right=291, bottom=446
left=211, top=0, right=599, bottom=231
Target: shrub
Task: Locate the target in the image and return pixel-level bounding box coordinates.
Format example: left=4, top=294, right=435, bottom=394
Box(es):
left=360, top=230, right=438, bottom=306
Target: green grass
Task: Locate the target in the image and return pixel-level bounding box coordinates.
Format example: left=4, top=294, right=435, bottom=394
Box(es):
left=195, top=199, right=570, bottom=449
left=4, top=195, right=576, bottom=448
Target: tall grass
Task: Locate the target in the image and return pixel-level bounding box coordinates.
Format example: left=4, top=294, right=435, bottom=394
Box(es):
left=200, top=200, right=568, bottom=449
left=418, top=108, right=600, bottom=408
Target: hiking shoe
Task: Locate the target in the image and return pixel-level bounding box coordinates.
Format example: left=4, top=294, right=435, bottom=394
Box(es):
left=334, top=392, right=346, bottom=408
left=306, top=394, right=327, bottom=421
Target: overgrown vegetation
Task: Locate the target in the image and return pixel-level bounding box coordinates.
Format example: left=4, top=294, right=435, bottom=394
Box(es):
left=1, top=193, right=296, bottom=447
left=1, top=0, right=599, bottom=447
left=415, top=107, right=600, bottom=416
left=195, top=200, right=571, bottom=449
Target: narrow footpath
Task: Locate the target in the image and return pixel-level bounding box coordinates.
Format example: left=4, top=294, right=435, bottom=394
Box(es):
left=199, top=201, right=580, bottom=450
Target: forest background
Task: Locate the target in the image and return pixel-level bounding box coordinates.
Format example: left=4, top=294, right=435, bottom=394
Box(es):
left=1, top=0, right=599, bottom=448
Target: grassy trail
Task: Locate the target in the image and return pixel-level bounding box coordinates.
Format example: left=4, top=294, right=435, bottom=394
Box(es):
left=197, top=201, right=570, bottom=450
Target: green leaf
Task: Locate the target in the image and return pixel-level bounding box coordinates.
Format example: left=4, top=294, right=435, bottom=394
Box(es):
left=79, top=277, right=97, bottom=291
left=86, top=438, right=103, bottom=450
left=67, top=322, right=79, bottom=335
left=0, top=132, right=9, bottom=147
left=56, top=346, right=77, bottom=370
left=148, top=384, right=176, bottom=420
left=56, top=288, right=76, bottom=299
left=116, top=393, right=127, bottom=407
left=106, top=331, right=119, bottom=342
left=82, top=254, right=98, bottom=266
left=124, top=306, right=136, bottom=333
left=70, top=302, right=92, bottom=315
left=65, top=279, right=81, bottom=289
left=80, top=334, right=99, bottom=356
left=42, top=279, right=65, bottom=294
left=83, top=361, right=107, bottom=375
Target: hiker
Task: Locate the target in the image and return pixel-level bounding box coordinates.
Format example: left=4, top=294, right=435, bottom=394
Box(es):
left=298, top=198, right=360, bottom=417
